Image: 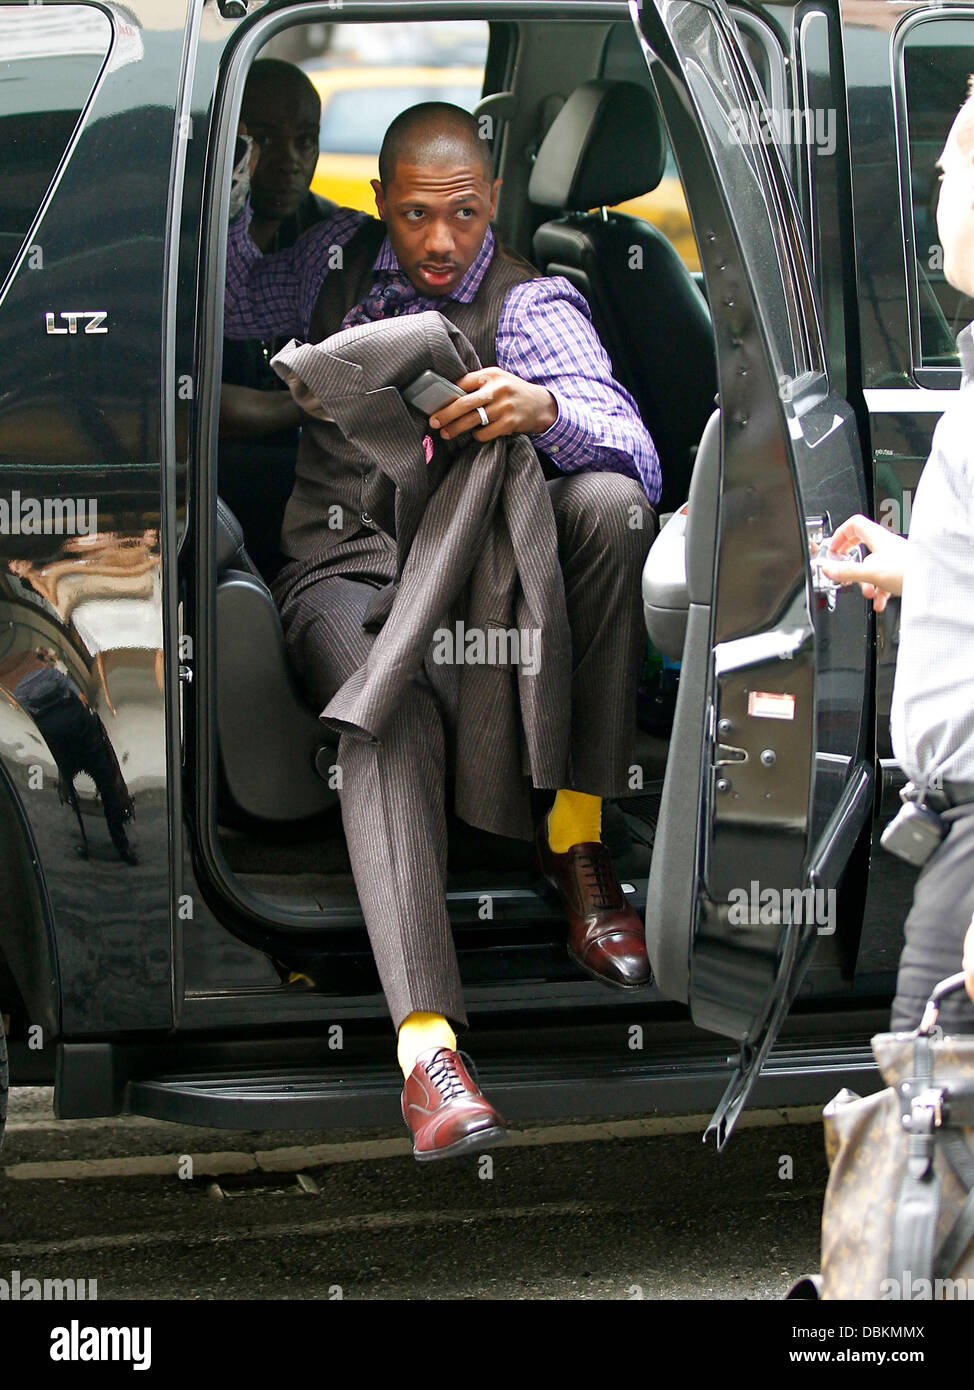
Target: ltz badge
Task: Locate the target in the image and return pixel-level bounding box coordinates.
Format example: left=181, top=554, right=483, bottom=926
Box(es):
left=44, top=311, right=108, bottom=335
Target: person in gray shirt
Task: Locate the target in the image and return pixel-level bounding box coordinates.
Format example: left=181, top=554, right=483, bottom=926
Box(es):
left=824, top=79, right=974, bottom=1031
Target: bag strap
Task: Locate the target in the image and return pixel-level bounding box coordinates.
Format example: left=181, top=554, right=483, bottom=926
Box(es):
left=929, top=1132, right=974, bottom=1280
left=889, top=1033, right=943, bottom=1292
left=942, top=1130, right=974, bottom=1189
left=934, top=1181, right=974, bottom=1281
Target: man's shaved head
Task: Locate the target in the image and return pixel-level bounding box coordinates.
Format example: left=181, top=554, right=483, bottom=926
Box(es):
left=242, top=58, right=321, bottom=228
left=371, top=101, right=500, bottom=298
left=378, top=103, right=492, bottom=189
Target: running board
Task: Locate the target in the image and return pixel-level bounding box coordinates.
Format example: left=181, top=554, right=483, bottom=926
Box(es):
left=123, top=1039, right=879, bottom=1131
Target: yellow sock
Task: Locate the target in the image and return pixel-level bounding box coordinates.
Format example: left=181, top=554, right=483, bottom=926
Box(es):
left=397, top=1011, right=457, bottom=1079
left=546, top=789, right=603, bottom=853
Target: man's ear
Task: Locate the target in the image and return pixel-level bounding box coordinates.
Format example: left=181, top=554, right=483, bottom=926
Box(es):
left=370, top=178, right=385, bottom=219
left=488, top=176, right=502, bottom=219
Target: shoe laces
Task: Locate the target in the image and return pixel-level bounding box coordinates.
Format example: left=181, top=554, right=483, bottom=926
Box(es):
left=577, top=845, right=624, bottom=910
left=424, top=1048, right=469, bottom=1101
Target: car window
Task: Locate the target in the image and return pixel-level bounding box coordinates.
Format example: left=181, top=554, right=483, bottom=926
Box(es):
left=319, top=83, right=482, bottom=155
left=901, top=17, right=974, bottom=370
left=0, top=3, right=111, bottom=290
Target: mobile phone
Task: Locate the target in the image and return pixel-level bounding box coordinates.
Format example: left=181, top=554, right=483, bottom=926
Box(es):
left=401, top=370, right=468, bottom=417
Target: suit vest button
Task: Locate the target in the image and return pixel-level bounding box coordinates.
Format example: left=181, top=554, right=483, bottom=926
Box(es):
left=361, top=512, right=374, bottom=526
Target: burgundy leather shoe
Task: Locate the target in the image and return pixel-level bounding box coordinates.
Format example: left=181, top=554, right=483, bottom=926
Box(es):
left=535, top=816, right=652, bottom=990
left=401, top=1048, right=509, bottom=1162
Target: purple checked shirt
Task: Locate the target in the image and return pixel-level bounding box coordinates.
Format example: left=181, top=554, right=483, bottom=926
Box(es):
left=225, top=205, right=661, bottom=505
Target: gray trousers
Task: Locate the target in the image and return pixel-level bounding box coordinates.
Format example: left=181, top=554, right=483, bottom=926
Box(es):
left=890, top=801, right=974, bottom=1034
left=279, top=472, right=657, bottom=1032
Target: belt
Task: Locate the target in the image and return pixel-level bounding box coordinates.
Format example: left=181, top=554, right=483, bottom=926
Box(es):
left=925, top=781, right=974, bottom=812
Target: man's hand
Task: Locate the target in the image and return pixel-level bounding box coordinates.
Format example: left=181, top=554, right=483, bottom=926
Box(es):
left=429, top=367, right=558, bottom=442
left=821, top=513, right=908, bottom=613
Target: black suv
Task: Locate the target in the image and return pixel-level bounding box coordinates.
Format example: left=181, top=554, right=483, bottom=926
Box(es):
left=1, top=0, right=970, bottom=1150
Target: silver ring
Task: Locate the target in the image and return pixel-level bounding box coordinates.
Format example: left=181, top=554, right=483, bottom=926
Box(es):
left=476, top=406, right=489, bottom=428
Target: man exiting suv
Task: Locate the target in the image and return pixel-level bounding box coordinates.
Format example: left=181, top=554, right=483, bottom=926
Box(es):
left=225, top=100, right=661, bottom=1159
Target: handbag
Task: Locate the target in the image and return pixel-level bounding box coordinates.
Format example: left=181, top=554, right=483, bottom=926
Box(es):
left=791, top=973, right=974, bottom=1300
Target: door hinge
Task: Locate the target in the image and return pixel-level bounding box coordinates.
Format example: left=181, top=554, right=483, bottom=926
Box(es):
left=178, top=664, right=193, bottom=684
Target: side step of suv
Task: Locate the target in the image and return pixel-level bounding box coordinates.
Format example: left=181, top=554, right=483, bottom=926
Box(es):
left=54, top=1027, right=884, bottom=1130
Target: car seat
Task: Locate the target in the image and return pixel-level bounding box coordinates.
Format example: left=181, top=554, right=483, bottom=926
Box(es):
left=529, top=79, right=717, bottom=516
left=215, top=497, right=339, bottom=821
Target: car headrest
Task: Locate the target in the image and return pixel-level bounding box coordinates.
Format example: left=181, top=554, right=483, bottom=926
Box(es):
left=216, top=496, right=254, bottom=576
left=528, top=80, right=667, bottom=212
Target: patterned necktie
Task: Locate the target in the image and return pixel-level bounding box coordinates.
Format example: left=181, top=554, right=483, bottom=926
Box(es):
left=341, top=271, right=420, bottom=330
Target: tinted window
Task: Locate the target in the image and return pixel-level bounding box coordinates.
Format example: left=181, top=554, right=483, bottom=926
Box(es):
left=902, top=20, right=974, bottom=368
left=0, top=4, right=111, bottom=288
left=318, top=83, right=481, bottom=155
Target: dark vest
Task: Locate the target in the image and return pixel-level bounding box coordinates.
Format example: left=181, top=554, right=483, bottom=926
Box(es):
left=279, top=220, right=541, bottom=567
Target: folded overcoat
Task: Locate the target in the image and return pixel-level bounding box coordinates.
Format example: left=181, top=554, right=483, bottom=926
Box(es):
left=270, top=309, right=573, bottom=840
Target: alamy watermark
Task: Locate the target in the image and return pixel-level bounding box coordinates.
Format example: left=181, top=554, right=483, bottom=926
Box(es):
left=728, top=879, right=836, bottom=935
left=431, top=621, right=541, bottom=676
left=50, top=1320, right=150, bottom=1370
left=881, top=1271, right=972, bottom=1300
left=0, top=491, right=97, bottom=536
left=728, top=101, right=836, bottom=157
left=0, top=1268, right=97, bottom=1299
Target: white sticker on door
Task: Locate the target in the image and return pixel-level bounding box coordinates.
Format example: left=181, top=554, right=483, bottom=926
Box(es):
left=747, top=691, right=796, bottom=720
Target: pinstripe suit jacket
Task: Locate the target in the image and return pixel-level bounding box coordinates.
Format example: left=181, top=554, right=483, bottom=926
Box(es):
left=271, top=310, right=572, bottom=839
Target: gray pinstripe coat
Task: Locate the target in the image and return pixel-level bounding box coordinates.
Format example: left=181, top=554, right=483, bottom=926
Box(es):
left=271, top=309, right=573, bottom=839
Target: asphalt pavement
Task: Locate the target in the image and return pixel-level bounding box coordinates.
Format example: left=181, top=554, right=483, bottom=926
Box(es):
left=0, top=1087, right=831, bottom=1300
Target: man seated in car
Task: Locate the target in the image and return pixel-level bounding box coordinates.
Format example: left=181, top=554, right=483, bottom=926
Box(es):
left=225, top=100, right=662, bottom=1160
left=219, top=58, right=337, bottom=579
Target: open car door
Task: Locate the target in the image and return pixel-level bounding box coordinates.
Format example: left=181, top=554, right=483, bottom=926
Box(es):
left=633, top=0, right=873, bottom=1145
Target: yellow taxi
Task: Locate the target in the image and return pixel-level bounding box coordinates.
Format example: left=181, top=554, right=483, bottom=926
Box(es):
left=307, top=66, right=485, bottom=211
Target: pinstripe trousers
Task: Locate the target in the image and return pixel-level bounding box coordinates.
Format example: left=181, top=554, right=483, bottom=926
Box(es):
left=279, top=470, right=657, bottom=1031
